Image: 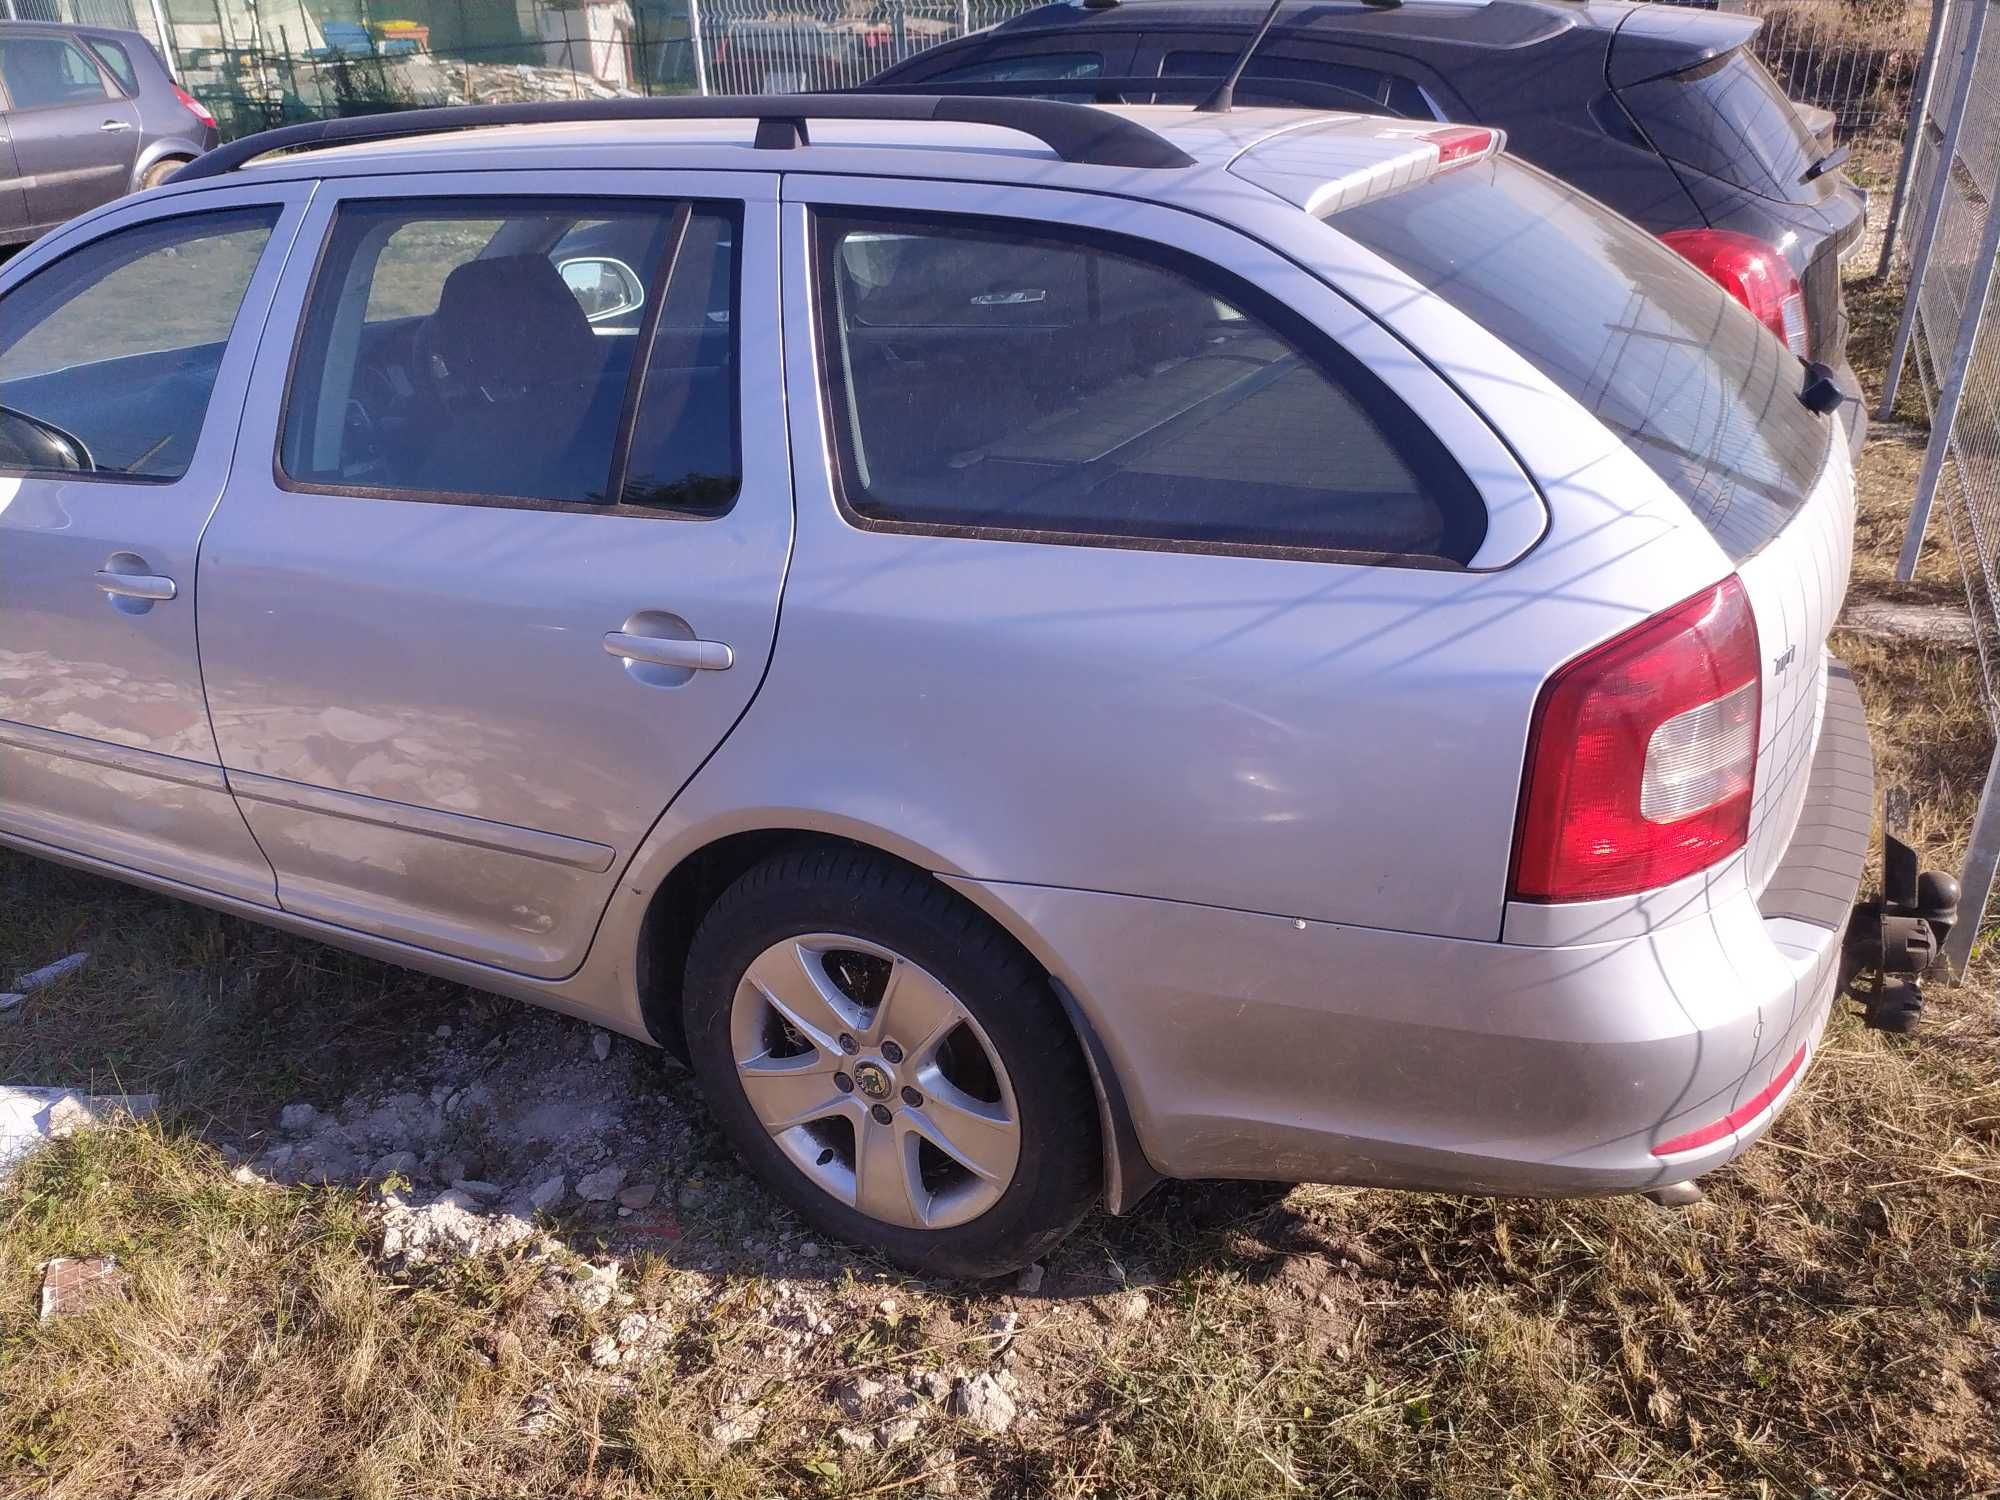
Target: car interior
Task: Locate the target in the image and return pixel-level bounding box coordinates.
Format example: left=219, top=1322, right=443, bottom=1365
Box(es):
left=283, top=200, right=738, bottom=510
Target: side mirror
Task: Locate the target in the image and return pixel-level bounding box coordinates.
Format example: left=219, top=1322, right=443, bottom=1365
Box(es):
left=558, top=255, right=645, bottom=324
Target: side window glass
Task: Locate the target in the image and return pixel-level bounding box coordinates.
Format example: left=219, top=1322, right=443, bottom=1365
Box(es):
left=815, top=213, right=1485, bottom=564
left=0, top=37, right=108, bottom=108
left=930, top=51, right=1103, bottom=82
left=282, top=196, right=737, bottom=511
left=1163, top=50, right=1395, bottom=113
left=620, top=206, right=742, bottom=513
left=85, top=38, right=138, bottom=95
left=0, top=206, right=278, bottom=481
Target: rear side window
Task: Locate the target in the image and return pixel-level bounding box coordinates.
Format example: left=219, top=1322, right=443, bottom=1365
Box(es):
left=1329, top=158, right=1828, bottom=561
left=85, top=37, right=138, bottom=94
left=0, top=36, right=107, bottom=108
left=1162, top=50, right=1429, bottom=115
left=814, top=211, right=1484, bottom=564
left=0, top=206, right=277, bottom=481
left=1622, top=49, right=1822, bottom=203
left=281, top=197, right=741, bottom=514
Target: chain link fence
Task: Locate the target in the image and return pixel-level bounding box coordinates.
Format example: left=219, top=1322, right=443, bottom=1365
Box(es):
left=1878, top=0, right=2000, bottom=974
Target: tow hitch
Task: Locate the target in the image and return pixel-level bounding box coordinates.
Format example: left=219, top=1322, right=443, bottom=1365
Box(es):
left=1843, top=790, right=1959, bottom=1034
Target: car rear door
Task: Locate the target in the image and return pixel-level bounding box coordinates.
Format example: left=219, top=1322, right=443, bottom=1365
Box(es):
left=770, top=174, right=1545, bottom=942
left=196, top=168, right=790, bottom=979
left=0, top=32, right=139, bottom=232
left=0, top=182, right=310, bottom=902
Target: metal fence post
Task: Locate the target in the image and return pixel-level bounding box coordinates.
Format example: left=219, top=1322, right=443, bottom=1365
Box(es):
left=1944, top=740, right=2000, bottom=975
left=1881, top=0, right=1990, bottom=419
left=688, top=0, right=710, bottom=96
left=1899, top=190, right=2000, bottom=576
left=1879, top=0, right=1955, bottom=277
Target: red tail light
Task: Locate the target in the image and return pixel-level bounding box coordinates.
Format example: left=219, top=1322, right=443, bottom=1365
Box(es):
left=173, top=84, right=216, bottom=129
left=1660, top=228, right=1808, bottom=358
left=1511, top=578, right=1761, bottom=903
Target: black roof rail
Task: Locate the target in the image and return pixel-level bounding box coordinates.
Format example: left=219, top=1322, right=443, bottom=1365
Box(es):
left=859, top=75, right=1393, bottom=116
left=171, top=94, right=1197, bottom=181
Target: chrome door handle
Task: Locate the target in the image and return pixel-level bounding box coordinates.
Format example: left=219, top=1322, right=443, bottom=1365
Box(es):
left=99, top=120, right=134, bottom=132
left=603, top=630, right=732, bottom=672
left=94, top=569, right=176, bottom=601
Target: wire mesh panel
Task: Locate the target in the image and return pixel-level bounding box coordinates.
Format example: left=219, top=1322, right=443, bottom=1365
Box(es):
left=690, top=0, right=1043, bottom=96
left=1884, top=0, right=2000, bottom=971
left=1723, top=0, right=1940, bottom=138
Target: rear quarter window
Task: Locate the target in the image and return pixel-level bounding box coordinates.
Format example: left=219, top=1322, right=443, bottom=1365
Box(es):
left=85, top=37, right=138, bottom=95
left=815, top=210, right=1487, bottom=564
left=1328, top=157, right=1829, bottom=562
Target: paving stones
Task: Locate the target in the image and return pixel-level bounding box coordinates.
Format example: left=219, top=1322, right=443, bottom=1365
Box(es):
left=39, top=1255, right=127, bottom=1321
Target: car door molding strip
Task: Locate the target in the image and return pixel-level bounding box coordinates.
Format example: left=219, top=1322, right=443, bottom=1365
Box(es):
left=0, top=715, right=230, bottom=793
left=227, top=770, right=618, bottom=873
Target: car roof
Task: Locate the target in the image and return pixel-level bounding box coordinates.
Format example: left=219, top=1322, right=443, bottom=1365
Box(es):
left=0, top=18, right=138, bottom=39
left=216, top=103, right=1428, bottom=198
left=976, top=0, right=1624, bottom=49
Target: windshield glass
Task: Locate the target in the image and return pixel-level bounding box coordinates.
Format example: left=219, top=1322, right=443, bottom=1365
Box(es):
left=1328, top=157, right=1828, bottom=561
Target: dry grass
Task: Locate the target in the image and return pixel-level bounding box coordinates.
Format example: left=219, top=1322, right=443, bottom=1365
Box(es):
left=1, top=269, right=1997, bottom=1500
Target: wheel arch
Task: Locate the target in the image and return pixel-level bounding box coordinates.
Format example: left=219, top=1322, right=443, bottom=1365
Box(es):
left=630, top=822, right=1162, bottom=1215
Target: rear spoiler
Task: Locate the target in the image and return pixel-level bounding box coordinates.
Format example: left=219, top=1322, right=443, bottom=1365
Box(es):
left=1607, top=3, right=1761, bottom=88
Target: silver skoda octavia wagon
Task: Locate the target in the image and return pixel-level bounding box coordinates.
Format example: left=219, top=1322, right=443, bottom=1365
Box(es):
left=0, top=95, right=1870, bottom=1276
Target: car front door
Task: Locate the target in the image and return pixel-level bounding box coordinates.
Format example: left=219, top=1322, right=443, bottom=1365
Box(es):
left=0, top=184, right=310, bottom=902
left=0, top=33, right=140, bottom=232
left=196, top=170, right=791, bottom=978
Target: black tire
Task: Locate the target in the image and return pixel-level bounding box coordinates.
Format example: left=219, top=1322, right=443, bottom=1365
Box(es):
left=682, top=845, right=1100, bottom=1279
left=141, top=158, right=189, bottom=191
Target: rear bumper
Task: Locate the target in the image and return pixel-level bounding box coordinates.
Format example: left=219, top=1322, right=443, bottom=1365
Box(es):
left=954, top=662, right=1874, bottom=1197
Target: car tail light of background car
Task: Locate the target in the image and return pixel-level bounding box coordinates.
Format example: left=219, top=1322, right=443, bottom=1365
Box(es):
left=1661, top=228, right=1809, bottom=358
left=173, top=85, right=216, bottom=130
left=1511, top=577, right=1761, bottom=903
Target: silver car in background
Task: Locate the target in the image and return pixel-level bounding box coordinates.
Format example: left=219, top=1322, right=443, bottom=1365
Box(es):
left=0, top=98, right=1869, bottom=1275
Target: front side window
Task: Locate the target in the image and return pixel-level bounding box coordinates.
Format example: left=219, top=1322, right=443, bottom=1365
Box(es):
left=0, top=206, right=278, bottom=480
left=0, top=37, right=108, bottom=108
left=281, top=197, right=741, bottom=512
left=814, top=212, right=1484, bottom=563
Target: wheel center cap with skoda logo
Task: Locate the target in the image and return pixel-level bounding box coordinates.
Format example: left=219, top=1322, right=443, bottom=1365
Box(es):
left=854, top=1062, right=893, bottom=1101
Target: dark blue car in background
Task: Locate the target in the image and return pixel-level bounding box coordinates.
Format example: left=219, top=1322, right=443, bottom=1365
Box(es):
left=868, top=0, right=1870, bottom=453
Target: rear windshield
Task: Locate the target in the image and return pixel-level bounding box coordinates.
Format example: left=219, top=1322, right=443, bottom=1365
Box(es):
left=1622, top=48, right=1825, bottom=204
left=1328, top=158, right=1828, bottom=562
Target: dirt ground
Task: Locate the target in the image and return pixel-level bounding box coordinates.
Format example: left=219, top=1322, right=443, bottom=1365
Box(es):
left=2, top=201, right=1997, bottom=1498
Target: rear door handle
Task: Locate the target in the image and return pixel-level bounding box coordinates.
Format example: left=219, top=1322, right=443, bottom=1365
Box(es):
left=99, top=120, right=134, bottom=132
left=603, top=630, right=733, bottom=672
left=94, top=569, right=176, bottom=601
